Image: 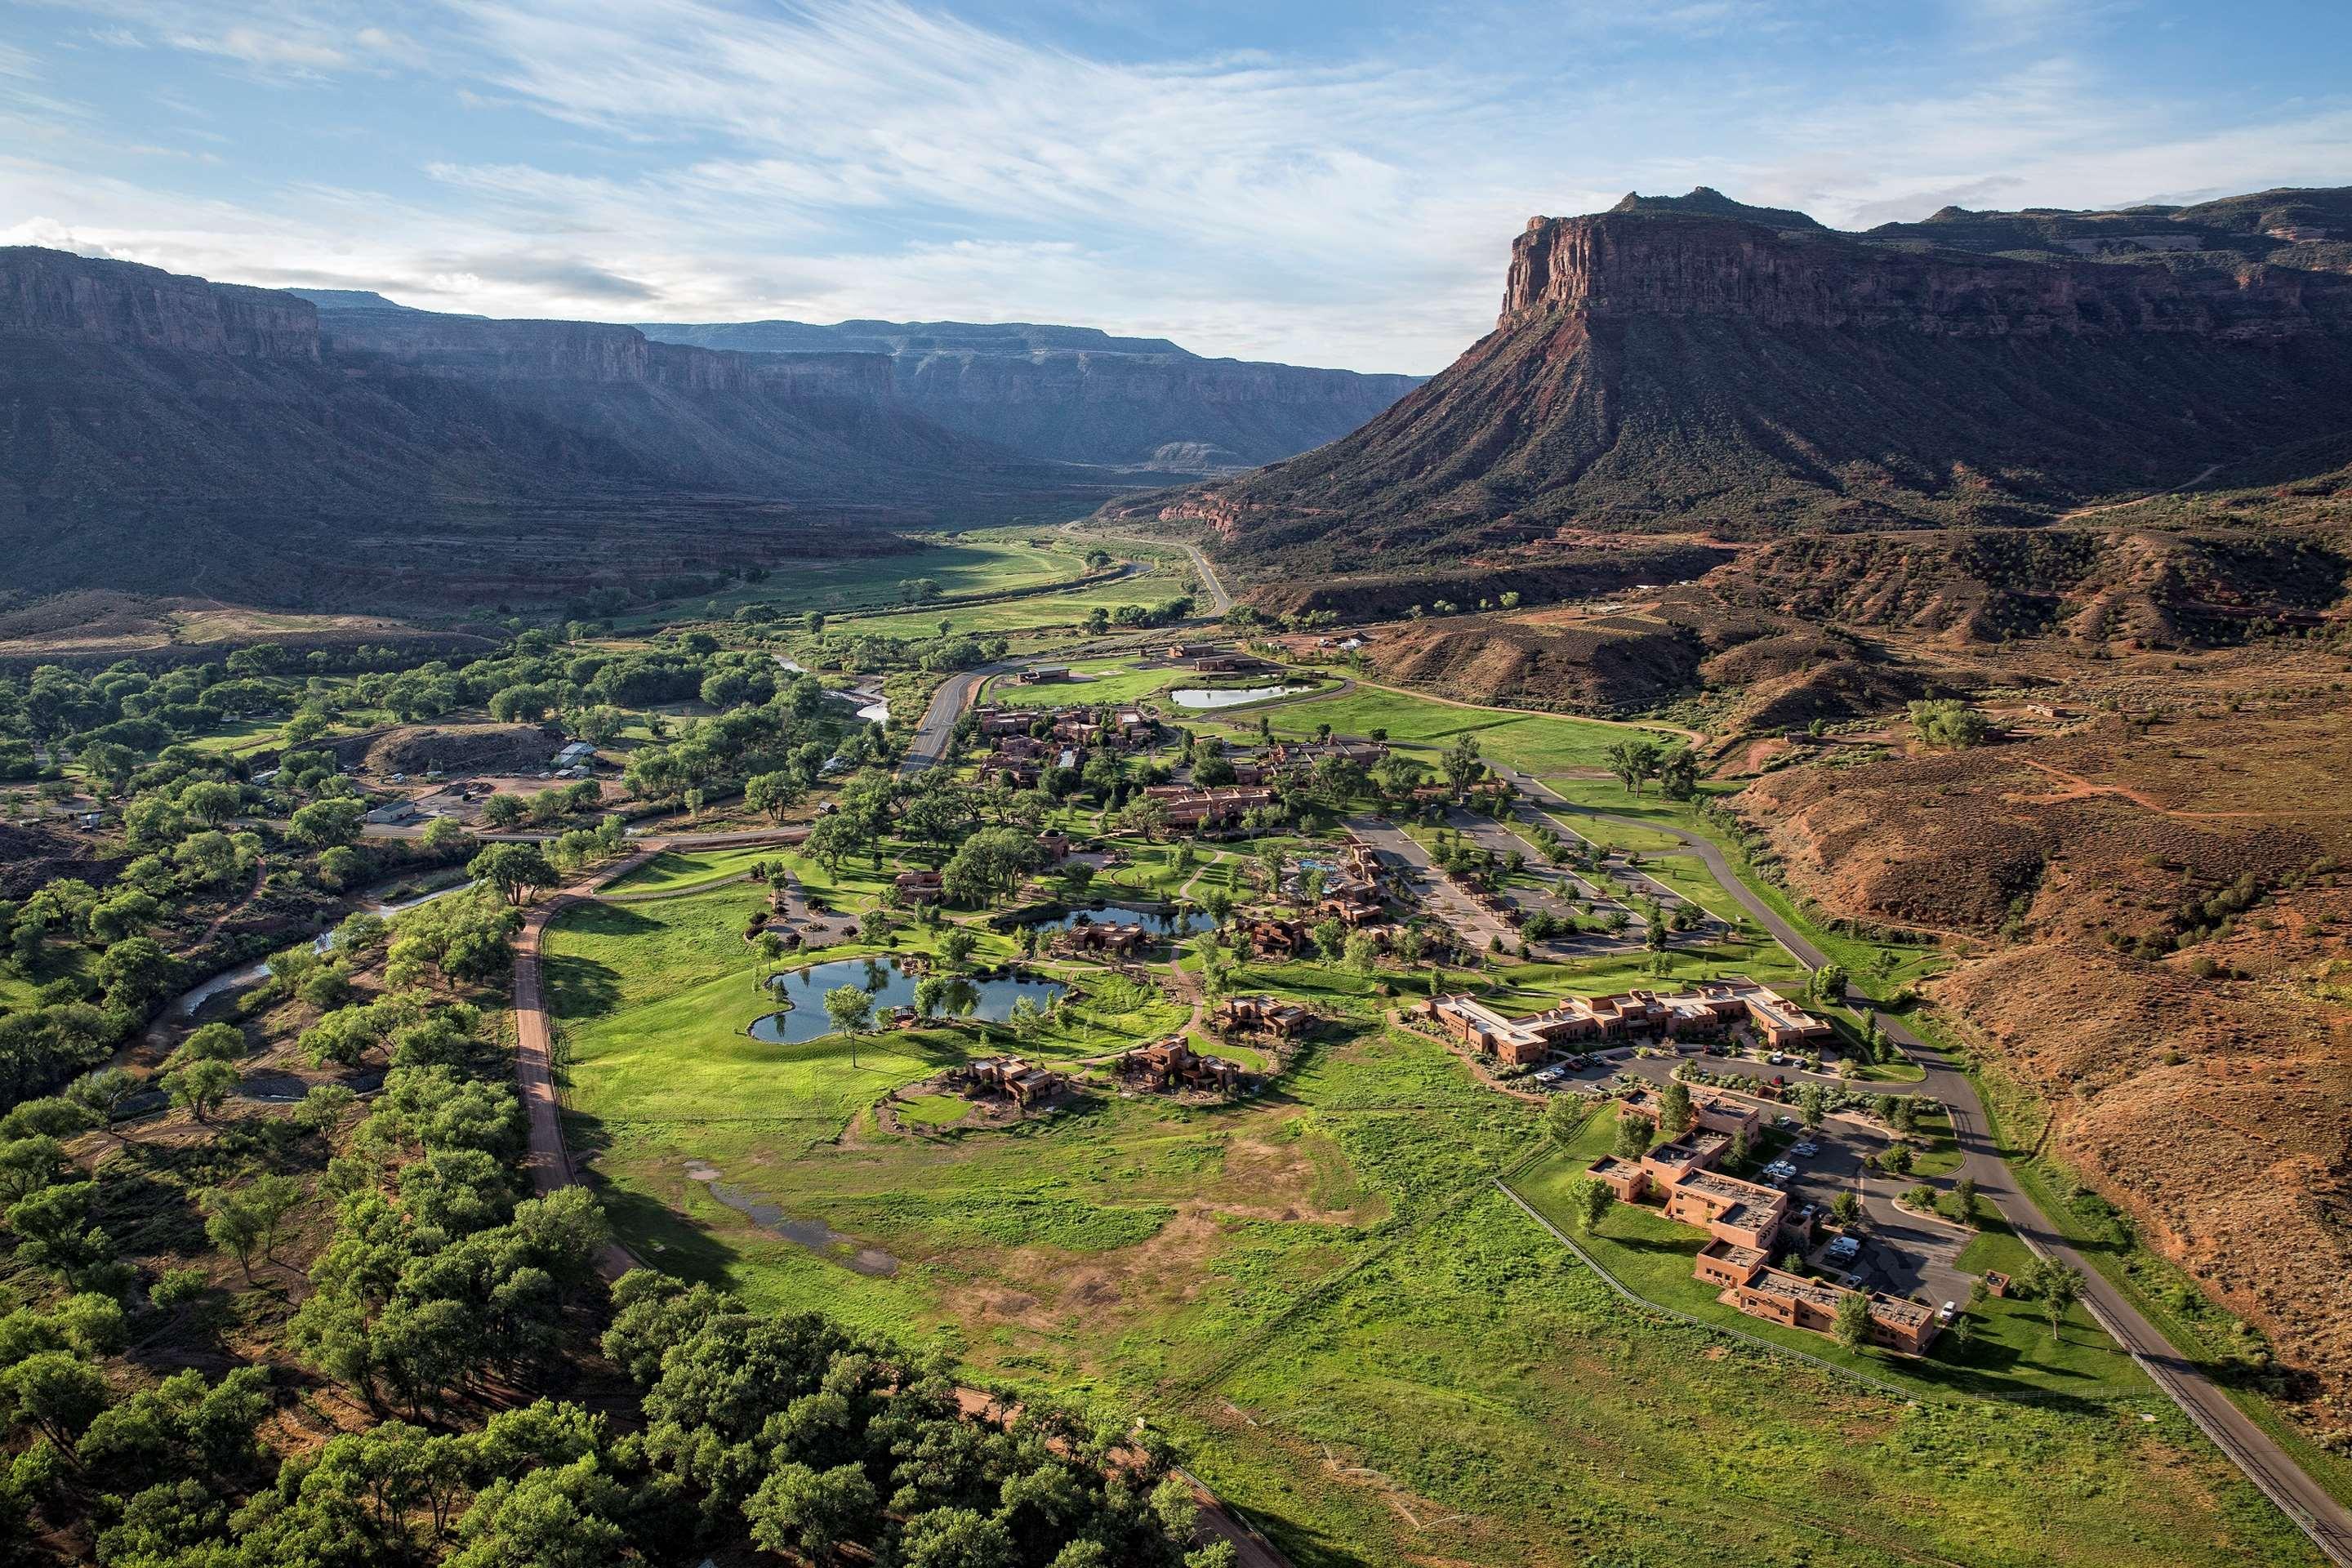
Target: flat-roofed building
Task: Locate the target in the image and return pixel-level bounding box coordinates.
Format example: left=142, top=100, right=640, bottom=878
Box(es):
left=1411, top=977, right=1829, bottom=1067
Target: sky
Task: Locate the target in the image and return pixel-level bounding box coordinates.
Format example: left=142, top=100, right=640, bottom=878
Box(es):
left=2, top=0, right=2348, bottom=372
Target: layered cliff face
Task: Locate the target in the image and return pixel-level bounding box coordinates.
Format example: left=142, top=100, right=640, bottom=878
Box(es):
left=1500, top=210, right=2348, bottom=338
left=1112, top=186, right=2352, bottom=576
left=0, top=248, right=1120, bottom=605
left=322, top=310, right=893, bottom=399
left=0, top=247, right=318, bottom=358
left=635, top=317, right=1422, bottom=468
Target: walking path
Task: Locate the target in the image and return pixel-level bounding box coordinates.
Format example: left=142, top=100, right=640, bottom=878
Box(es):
left=1491, top=763, right=2352, bottom=1566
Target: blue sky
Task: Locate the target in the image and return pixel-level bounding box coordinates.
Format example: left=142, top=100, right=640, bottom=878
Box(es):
left=3, top=0, right=2347, bottom=371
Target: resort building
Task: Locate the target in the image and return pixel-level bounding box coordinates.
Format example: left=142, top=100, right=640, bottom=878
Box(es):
left=1050, top=922, right=1153, bottom=960
left=1116, top=1037, right=1247, bottom=1094
left=1412, top=977, right=1831, bottom=1065
left=1590, top=1116, right=1940, bottom=1355
left=1209, top=996, right=1316, bottom=1039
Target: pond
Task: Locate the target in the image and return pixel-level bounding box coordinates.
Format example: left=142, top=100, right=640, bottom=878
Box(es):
left=687, top=1164, right=899, bottom=1276
left=1169, top=684, right=1316, bottom=709
left=749, top=955, right=1064, bottom=1043
left=1021, top=902, right=1214, bottom=936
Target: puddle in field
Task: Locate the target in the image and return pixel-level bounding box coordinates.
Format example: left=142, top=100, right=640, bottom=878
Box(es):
left=685, top=1163, right=898, bottom=1276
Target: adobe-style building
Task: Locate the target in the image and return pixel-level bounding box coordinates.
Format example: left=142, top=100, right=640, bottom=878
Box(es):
left=1589, top=1142, right=1787, bottom=1251
left=1117, top=1036, right=1246, bottom=1094
left=1209, top=995, right=1316, bottom=1040
left=959, top=1056, right=1062, bottom=1107
left=1588, top=1121, right=1940, bottom=1356
left=1412, top=977, right=1831, bottom=1066
left=1050, top=920, right=1153, bottom=960
left=1143, top=784, right=1276, bottom=834
left=1619, top=1083, right=1766, bottom=1143
left=893, top=870, right=945, bottom=905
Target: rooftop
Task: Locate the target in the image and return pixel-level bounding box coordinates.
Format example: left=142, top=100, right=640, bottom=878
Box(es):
left=1746, top=1267, right=1847, bottom=1313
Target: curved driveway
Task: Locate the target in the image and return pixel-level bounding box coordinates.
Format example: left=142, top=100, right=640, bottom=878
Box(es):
left=1499, top=765, right=2352, bottom=1567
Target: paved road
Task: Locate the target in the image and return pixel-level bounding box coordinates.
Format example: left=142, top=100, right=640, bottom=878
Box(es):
left=1496, top=766, right=2352, bottom=1566
left=902, top=659, right=1027, bottom=775
left=1088, top=528, right=1232, bottom=616
left=1347, top=814, right=1518, bottom=955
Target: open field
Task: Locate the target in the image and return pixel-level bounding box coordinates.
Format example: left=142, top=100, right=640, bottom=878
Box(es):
left=617, top=528, right=1106, bottom=628
left=832, top=563, right=1194, bottom=640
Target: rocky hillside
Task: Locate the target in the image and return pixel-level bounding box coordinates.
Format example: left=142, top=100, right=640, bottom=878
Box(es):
left=0, top=249, right=1123, bottom=604
left=634, top=316, right=1423, bottom=470
left=1113, top=187, right=2352, bottom=577
left=1740, top=691, right=2352, bottom=1411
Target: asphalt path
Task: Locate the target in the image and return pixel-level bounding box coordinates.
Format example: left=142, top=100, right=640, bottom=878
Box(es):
left=1494, top=764, right=2352, bottom=1566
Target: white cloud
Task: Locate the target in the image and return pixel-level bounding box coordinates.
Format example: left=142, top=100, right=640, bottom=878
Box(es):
left=2, top=0, right=2347, bottom=370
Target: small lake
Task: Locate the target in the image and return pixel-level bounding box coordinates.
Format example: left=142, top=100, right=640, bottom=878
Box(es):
left=1169, top=684, right=1316, bottom=709
left=1022, top=903, right=1214, bottom=936
left=750, top=956, right=1064, bottom=1043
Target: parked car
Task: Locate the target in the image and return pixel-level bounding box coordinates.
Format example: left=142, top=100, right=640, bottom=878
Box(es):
left=1824, top=1236, right=1861, bottom=1263
left=1791, top=1141, right=1819, bottom=1158
left=1939, top=1301, right=1958, bottom=1322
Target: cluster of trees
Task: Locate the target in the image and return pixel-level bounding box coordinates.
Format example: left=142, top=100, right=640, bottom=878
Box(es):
left=1906, top=700, right=1990, bottom=750
left=1080, top=597, right=1194, bottom=636
left=621, top=675, right=854, bottom=808
left=1601, top=739, right=1699, bottom=801
left=593, top=1272, right=1229, bottom=1567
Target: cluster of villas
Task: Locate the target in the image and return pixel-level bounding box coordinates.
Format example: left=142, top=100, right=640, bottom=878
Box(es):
left=1412, top=977, right=1833, bottom=1067
left=1589, top=1107, right=1940, bottom=1356
left=971, top=705, right=1156, bottom=786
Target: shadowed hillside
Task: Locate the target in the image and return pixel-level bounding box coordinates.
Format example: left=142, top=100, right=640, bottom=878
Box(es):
left=0, top=248, right=1127, bottom=605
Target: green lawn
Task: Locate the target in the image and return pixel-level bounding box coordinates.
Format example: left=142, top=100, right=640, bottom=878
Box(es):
left=618, top=528, right=1105, bottom=628
left=985, top=659, right=1180, bottom=710
left=1209, top=683, right=1681, bottom=776
left=898, top=1093, right=973, bottom=1127
left=604, top=844, right=782, bottom=895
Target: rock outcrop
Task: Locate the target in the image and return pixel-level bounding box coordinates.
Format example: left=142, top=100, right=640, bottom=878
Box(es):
left=0, top=247, right=318, bottom=358
left=1500, top=210, right=2350, bottom=338
left=1108, top=185, right=2352, bottom=577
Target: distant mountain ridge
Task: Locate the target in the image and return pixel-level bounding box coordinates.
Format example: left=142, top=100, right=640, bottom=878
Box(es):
left=0, top=247, right=1120, bottom=605
left=632, top=316, right=1423, bottom=470
left=1114, top=185, right=2352, bottom=578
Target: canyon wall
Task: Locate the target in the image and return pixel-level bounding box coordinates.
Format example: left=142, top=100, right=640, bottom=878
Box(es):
left=0, top=247, right=318, bottom=359
left=1499, top=213, right=2351, bottom=338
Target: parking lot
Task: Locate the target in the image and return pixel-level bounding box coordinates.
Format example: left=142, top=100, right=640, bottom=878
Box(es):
left=1539, top=1046, right=1976, bottom=1313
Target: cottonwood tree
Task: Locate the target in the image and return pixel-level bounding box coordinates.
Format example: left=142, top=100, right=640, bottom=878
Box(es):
left=469, top=844, right=558, bottom=906
left=1833, top=1290, right=1873, bottom=1353
left=2026, top=1258, right=2085, bottom=1340
left=1567, top=1176, right=1613, bottom=1233
left=169, top=1058, right=239, bottom=1124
